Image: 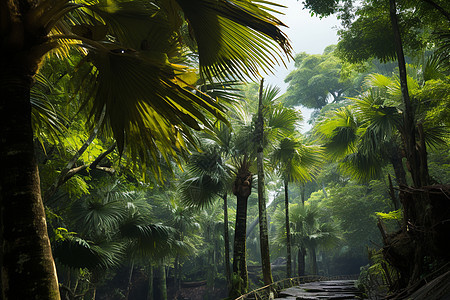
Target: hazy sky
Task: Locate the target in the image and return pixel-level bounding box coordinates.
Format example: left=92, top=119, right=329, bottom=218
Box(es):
left=262, top=0, right=341, bottom=130
left=265, top=0, right=341, bottom=90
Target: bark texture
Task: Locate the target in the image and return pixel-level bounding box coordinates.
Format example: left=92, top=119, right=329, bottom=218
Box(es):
left=223, top=193, right=231, bottom=288
left=256, top=79, right=273, bottom=285
left=230, top=159, right=252, bottom=298
left=0, top=73, right=60, bottom=299
left=285, top=181, right=292, bottom=278
left=389, top=0, right=428, bottom=188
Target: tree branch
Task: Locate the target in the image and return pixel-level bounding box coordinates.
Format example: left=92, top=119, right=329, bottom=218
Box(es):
left=44, top=110, right=106, bottom=201
left=422, top=0, right=450, bottom=22
left=62, top=143, right=116, bottom=184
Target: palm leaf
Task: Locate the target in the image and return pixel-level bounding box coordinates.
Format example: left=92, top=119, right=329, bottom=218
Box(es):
left=31, top=73, right=68, bottom=146
left=54, top=237, right=125, bottom=269
left=175, top=0, right=292, bottom=80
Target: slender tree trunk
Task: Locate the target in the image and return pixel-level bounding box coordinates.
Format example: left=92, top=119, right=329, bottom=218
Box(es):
left=417, top=124, right=429, bottom=186
left=389, top=144, right=407, bottom=187
left=311, top=246, right=318, bottom=275
left=298, top=248, right=306, bottom=277
left=154, top=264, right=167, bottom=300
left=174, top=254, right=179, bottom=290
left=389, top=0, right=427, bottom=188
left=284, top=181, right=292, bottom=278
left=300, top=183, right=306, bottom=205
left=421, top=0, right=450, bottom=21
left=125, top=260, right=134, bottom=300
left=231, top=192, right=249, bottom=298
left=389, top=0, right=431, bottom=288
left=230, top=159, right=252, bottom=298
left=0, top=72, right=60, bottom=299
left=223, top=193, right=232, bottom=288
left=44, top=112, right=104, bottom=202
left=322, top=183, right=328, bottom=198
left=146, top=267, right=154, bottom=300
left=256, top=79, right=273, bottom=286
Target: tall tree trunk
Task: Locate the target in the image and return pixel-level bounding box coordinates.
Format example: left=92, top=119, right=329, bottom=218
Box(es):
left=125, top=260, right=134, bottom=300
left=298, top=248, right=306, bottom=277
left=154, top=264, right=167, bottom=300
left=230, top=159, right=252, bottom=298
left=389, top=0, right=431, bottom=288
left=284, top=181, right=292, bottom=278
left=310, top=246, right=318, bottom=275
left=222, top=193, right=232, bottom=288
left=389, top=144, right=407, bottom=187
left=300, top=183, right=306, bottom=205
left=174, top=254, right=179, bottom=290
left=146, top=267, right=154, bottom=300
left=256, top=79, right=273, bottom=286
left=0, top=72, right=60, bottom=299
left=389, top=0, right=427, bottom=188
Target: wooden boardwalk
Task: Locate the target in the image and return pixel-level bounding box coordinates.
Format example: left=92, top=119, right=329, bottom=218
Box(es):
left=274, top=280, right=363, bottom=299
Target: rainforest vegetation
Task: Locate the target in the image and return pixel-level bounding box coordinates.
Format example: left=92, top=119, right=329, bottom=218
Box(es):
left=0, top=0, right=449, bottom=299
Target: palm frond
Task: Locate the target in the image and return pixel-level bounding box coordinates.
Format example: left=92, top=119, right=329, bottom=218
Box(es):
left=74, top=44, right=228, bottom=178
left=175, top=0, right=292, bottom=80
left=54, top=237, right=125, bottom=269
left=267, top=103, right=302, bottom=141
left=31, top=73, right=68, bottom=146
left=271, top=137, right=323, bottom=183
left=315, top=107, right=359, bottom=160
left=339, top=151, right=383, bottom=182
left=70, top=197, right=126, bottom=239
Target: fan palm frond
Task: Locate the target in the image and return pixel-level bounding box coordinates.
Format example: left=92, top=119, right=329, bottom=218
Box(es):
left=339, top=151, right=383, bottom=182
left=315, top=107, right=359, bottom=160
left=271, top=137, right=323, bottom=183
left=54, top=236, right=125, bottom=269
left=175, top=0, right=292, bottom=80
left=31, top=73, right=68, bottom=146
left=70, top=197, right=126, bottom=239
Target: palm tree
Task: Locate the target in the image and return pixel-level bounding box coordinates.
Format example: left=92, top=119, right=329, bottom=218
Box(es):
left=233, top=82, right=304, bottom=286
left=0, top=0, right=292, bottom=297
left=255, top=79, right=273, bottom=285
left=270, top=136, right=323, bottom=277
left=315, top=67, right=447, bottom=186
left=54, top=182, right=179, bottom=299
left=166, top=197, right=200, bottom=292
left=230, top=157, right=253, bottom=298
left=314, top=64, right=449, bottom=285
left=179, top=122, right=235, bottom=287
left=286, top=203, right=341, bottom=276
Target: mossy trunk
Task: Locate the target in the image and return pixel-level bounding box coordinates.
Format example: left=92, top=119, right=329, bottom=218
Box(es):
left=0, top=72, right=60, bottom=299
left=256, top=79, right=273, bottom=285
left=230, top=159, right=252, bottom=298
left=153, top=264, right=167, bottom=300
left=146, top=267, right=154, bottom=300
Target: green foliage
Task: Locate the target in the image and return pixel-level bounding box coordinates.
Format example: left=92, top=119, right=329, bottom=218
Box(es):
left=314, top=60, right=449, bottom=183
left=319, top=180, right=391, bottom=253
left=284, top=47, right=355, bottom=109
left=304, top=0, right=447, bottom=65
left=357, top=249, right=398, bottom=298
left=376, top=209, right=402, bottom=221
